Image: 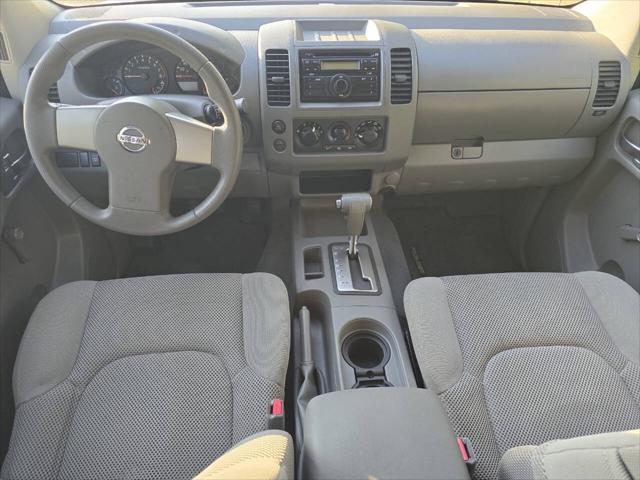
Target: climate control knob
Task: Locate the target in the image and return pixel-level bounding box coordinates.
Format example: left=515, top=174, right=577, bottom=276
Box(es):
left=296, top=121, right=324, bottom=148
left=355, top=120, right=383, bottom=147
left=329, top=122, right=351, bottom=143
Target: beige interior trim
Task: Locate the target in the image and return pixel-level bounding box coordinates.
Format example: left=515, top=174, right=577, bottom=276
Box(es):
left=574, top=0, right=640, bottom=81
left=193, top=432, right=292, bottom=480
left=0, top=0, right=60, bottom=98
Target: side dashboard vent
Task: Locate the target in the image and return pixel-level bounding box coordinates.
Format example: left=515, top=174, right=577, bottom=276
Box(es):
left=265, top=49, right=290, bottom=106
left=47, top=84, right=61, bottom=103
left=390, top=48, right=412, bottom=104
left=0, top=31, right=10, bottom=63
left=28, top=67, right=60, bottom=103
left=593, top=61, right=621, bottom=108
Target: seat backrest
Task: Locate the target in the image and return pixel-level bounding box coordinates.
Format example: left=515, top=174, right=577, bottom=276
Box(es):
left=2, top=273, right=290, bottom=480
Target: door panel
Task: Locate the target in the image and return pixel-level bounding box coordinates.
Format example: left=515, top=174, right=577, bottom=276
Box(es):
left=527, top=90, right=640, bottom=291
left=587, top=90, right=640, bottom=290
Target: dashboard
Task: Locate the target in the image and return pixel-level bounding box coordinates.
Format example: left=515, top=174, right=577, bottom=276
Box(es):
left=75, top=42, right=241, bottom=98
left=6, top=1, right=635, bottom=198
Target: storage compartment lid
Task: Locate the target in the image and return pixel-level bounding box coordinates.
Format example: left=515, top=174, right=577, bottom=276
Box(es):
left=301, top=388, right=470, bottom=479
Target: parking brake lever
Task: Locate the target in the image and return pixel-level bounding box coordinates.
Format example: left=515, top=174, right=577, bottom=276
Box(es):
left=336, top=193, right=372, bottom=259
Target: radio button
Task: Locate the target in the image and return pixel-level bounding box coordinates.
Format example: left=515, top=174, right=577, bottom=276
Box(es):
left=272, top=120, right=286, bottom=135
left=273, top=139, right=287, bottom=152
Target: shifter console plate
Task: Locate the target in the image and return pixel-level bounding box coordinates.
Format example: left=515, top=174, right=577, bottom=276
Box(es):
left=331, top=243, right=380, bottom=295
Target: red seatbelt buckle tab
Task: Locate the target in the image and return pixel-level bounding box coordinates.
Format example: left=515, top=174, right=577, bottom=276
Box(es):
left=457, top=436, right=476, bottom=474
left=268, top=399, right=284, bottom=430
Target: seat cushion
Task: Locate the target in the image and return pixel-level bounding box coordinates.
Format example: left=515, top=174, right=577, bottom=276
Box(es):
left=1, top=273, right=290, bottom=480
left=193, top=430, right=294, bottom=480
left=404, top=271, right=640, bottom=480
left=498, top=430, right=640, bottom=480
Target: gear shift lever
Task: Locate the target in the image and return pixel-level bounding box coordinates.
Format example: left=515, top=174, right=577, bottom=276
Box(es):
left=336, top=193, right=372, bottom=258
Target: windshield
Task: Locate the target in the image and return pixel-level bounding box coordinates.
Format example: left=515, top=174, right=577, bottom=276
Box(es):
left=56, top=0, right=583, bottom=8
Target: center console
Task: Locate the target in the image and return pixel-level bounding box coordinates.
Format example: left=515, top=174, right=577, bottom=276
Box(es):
left=258, top=19, right=417, bottom=188
left=291, top=197, right=416, bottom=392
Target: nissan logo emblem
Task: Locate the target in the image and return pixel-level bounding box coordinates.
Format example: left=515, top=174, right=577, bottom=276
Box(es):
left=117, top=126, right=150, bottom=153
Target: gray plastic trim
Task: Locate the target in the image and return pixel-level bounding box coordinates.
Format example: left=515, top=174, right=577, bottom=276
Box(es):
left=291, top=200, right=416, bottom=390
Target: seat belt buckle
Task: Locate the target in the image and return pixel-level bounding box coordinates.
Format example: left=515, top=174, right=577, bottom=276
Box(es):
left=268, top=399, right=284, bottom=430
left=457, top=436, right=477, bottom=474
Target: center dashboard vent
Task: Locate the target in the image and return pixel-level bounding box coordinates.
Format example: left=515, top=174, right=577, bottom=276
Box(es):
left=593, top=61, right=621, bottom=108
left=390, top=48, right=412, bottom=104
left=265, top=49, right=291, bottom=106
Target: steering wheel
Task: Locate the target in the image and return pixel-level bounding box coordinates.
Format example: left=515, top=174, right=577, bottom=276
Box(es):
left=24, top=21, right=243, bottom=236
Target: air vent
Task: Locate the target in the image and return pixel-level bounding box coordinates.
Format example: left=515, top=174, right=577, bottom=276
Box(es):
left=593, top=61, right=621, bottom=108
left=390, top=48, right=412, bottom=104
left=29, top=67, right=60, bottom=103
left=0, top=31, right=10, bottom=63
left=47, top=84, right=60, bottom=103
left=265, top=49, right=290, bottom=106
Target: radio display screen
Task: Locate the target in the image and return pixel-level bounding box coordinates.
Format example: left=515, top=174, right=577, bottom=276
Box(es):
left=320, top=60, right=361, bottom=71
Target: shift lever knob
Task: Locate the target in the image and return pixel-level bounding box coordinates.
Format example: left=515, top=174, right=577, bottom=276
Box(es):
left=336, top=193, right=372, bottom=258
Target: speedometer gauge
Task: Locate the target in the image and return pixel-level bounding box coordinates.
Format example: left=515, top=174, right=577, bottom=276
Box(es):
left=175, top=60, right=205, bottom=95
left=122, top=54, right=168, bottom=95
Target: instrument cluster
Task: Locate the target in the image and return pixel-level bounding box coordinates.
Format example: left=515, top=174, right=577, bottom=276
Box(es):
left=84, top=45, right=240, bottom=98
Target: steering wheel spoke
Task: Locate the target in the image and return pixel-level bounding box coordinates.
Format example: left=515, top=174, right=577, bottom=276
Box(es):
left=166, top=112, right=215, bottom=166
left=56, top=105, right=106, bottom=151
left=106, top=157, right=176, bottom=214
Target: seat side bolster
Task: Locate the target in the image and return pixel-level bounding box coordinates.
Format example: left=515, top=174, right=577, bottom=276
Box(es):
left=241, top=273, right=290, bottom=386
left=574, top=271, right=640, bottom=365
left=403, top=277, right=464, bottom=393
left=13, top=280, right=97, bottom=405
left=499, top=430, right=640, bottom=480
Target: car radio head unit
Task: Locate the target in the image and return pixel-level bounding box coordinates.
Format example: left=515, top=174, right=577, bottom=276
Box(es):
left=299, top=49, right=381, bottom=103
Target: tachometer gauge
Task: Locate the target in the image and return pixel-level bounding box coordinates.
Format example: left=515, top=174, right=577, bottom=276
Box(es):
left=122, top=54, right=168, bottom=95
left=175, top=59, right=205, bottom=95
left=104, top=77, right=124, bottom=97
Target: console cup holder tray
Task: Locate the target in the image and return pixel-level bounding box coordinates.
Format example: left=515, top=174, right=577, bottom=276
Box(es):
left=341, top=331, right=392, bottom=388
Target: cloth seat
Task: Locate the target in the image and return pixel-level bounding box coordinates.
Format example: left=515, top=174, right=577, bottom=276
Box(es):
left=1, top=273, right=290, bottom=480
left=404, top=271, right=640, bottom=480
left=193, top=430, right=294, bottom=480
left=498, top=429, right=640, bottom=480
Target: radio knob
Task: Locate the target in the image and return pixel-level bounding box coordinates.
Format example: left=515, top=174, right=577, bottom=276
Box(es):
left=356, top=120, right=383, bottom=146
left=329, top=74, right=352, bottom=98
left=296, top=121, right=324, bottom=147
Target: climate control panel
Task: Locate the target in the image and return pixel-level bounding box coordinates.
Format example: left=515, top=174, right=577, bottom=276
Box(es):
left=293, top=118, right=385, bottom=154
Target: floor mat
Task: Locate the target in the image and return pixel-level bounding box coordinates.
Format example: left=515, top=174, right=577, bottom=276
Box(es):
left=126, top=200, right=268, bottom=277
left=388, top=204, right=522, bottom=279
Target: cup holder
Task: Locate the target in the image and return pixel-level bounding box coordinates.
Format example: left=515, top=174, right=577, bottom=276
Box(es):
left=342, top=332, right=392, bottom=388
